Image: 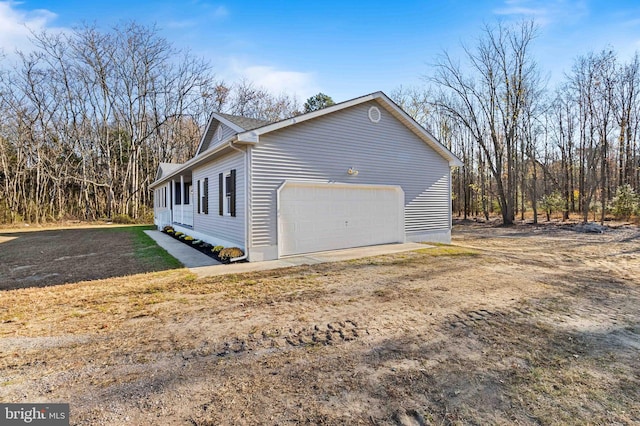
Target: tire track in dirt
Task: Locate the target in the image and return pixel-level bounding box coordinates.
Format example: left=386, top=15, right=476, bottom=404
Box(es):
left=180, top=319, right=365, bottom=361
left=444, top=297, right=640, bottom=350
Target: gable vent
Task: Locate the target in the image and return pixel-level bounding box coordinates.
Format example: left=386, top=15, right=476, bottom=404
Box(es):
left=368, top=106, right=381, bottom=123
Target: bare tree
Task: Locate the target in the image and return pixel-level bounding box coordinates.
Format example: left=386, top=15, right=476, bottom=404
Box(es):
left=0, top=22, right=217, bottom=223
left=431, top=21, right=540, bottom=225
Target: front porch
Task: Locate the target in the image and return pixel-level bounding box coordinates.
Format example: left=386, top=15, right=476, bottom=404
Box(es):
left=171, top=175, right=193, bottom=227
left=172, top=204, right=193, bottom=228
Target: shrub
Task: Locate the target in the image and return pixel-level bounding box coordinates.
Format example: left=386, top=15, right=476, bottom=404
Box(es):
left=184, top=235, right=194, bottom=241
left=212, top=245, right=224, bottom=254
left=112, top=214, right=135, bottom=224
left=163, top=225, right=174, bottom=232
left=192, top=239, right=202, bottom=245
left=174, top=232, right=184, bottom=238
left=200, top=243, right=212, bottom=250
left=166, top=229, right=174, bottom=234
left=609, top=184, right=639, bottom=219
left=138, top=205, right=154, bottom=224
left=539, top=191, right=564, bottom=221
left=218, top=247, right=245, bottom=261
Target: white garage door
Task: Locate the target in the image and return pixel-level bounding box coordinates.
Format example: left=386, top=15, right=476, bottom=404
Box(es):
left=278, top=181, right=405, bottom=257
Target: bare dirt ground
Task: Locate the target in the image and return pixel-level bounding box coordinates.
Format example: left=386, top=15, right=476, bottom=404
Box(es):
left=0, top=226, right=180, bottom=290
left=0, top=222, right=639, bottom=425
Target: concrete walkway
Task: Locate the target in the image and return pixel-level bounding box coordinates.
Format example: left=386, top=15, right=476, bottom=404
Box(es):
left=145, top=230, right=429, bottom=278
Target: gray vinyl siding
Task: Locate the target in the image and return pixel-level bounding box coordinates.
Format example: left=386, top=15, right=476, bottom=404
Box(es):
left=249, top=100, right=451, bottom=248
left=199, top=123, right=238, bottom=154
left=192, top=150, right=245, bottom=247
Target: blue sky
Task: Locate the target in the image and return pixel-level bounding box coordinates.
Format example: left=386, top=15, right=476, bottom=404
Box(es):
left=1, top=0, right=640, bottom=103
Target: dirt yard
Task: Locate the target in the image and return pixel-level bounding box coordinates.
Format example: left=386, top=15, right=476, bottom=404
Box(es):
left=0, top=222, right=639, bottom=425
left=0, top=225, right=181, bottom=290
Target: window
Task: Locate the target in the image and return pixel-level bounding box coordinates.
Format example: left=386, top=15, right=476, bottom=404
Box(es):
left=219, top=169, right=236, bottom=217
left=174, top=182, right=182, bottom=205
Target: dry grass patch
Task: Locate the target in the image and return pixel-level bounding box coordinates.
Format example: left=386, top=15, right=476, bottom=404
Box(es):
left=1, top=223, right=639, bottom=425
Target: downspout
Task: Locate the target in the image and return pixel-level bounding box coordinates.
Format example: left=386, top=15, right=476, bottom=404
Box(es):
left=227, top=138, right=250, bottom=263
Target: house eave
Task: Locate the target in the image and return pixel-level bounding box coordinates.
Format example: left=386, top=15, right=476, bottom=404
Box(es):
left=150, top=136, right=239, bottom=188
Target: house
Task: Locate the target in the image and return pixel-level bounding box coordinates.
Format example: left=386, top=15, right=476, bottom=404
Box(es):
left=151, top=91, right=463, bottom=262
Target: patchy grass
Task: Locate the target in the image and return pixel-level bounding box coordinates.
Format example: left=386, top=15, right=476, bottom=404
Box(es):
left=0, top=223, right=639, bottom=425
left=0, top=225, right=182, bottom=290
left=421, top=243, right=480, bottom=257
left=98, top=225, right=182, bottom=269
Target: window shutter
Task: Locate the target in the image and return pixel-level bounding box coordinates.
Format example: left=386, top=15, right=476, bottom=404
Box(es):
left=203, top=177, right=209, bottom=214
left=230, top=169, right=236, bottom=217
left=197, top=180, right=201, bottom=213
left=219, top=173, right=224, bottom=215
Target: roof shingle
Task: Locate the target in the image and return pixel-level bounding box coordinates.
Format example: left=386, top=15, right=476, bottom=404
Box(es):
left=217, top=113, right=271, bottom=131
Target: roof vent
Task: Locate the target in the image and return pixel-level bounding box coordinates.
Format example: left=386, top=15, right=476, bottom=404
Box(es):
left=368, top=106, right=381, bottom=123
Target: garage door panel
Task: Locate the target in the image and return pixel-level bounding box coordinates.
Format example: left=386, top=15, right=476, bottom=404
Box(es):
left=278, top=182, right=404, bottom=256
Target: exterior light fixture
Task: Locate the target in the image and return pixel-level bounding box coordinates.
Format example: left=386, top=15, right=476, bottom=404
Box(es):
left=347, top=167, right=359, bottom=176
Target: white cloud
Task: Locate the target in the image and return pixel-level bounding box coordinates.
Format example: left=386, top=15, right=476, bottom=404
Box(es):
left=225, top=59, right=320, bottom=102
left=493, top=0, right=588, bottom=26
left=212, top=5, right=228, bottom=19
left=0, top=1, right=60, bottom=55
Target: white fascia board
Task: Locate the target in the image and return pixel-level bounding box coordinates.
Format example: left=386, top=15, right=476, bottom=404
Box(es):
left=194, top=113, right=246, bottom=156
left=212, top=112, right=246, bottom=133
left=150, top=136, right=239, bottom=188
left=375, top=93, right=464, bottom=167
left=194, top=113, right=217, bottom=156
left=236, top=132, right=259, bottom=144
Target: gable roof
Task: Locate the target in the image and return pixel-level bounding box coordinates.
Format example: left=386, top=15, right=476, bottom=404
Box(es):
left=234, top=91, right=463, bottom=167
left=155, top=162, right=183, bottom=181
left=152, top=91, right=462, bottom=188
left=195, top=112, right=272, bottom=155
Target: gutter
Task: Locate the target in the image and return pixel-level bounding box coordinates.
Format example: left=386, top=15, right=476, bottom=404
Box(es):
left=226, top=139, right=250, bottom=263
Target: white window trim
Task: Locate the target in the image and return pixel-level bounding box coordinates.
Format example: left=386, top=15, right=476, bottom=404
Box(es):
left=199, top=180, right=205, bottom=214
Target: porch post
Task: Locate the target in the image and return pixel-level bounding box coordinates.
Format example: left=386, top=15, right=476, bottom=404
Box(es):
left=180, top=175, right=185, bottom=224
left=170, top=179, right=175, bottom=224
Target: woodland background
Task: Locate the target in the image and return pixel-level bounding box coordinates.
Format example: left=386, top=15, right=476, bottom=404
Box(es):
left=0, top=21, right=638, bottom=225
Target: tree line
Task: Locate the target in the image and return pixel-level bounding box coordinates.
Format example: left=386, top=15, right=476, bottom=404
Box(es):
left=393, top=21, right=639, bottom=224
left=0, top=23, right=304, bottom=223
left=0, top=20, right=638, bottom=225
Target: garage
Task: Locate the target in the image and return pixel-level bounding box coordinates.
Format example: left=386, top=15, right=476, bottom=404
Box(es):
left=277, top=181, right=405, bottom=257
